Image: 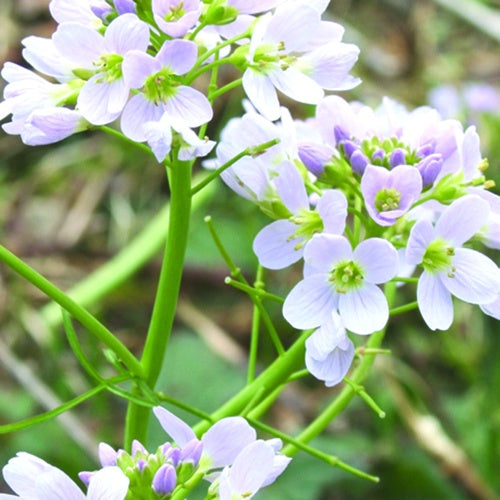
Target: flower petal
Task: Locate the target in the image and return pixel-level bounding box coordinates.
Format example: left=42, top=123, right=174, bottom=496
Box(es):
left=242, top=69, right=280, bottom=121
left=303, top=234, right=352, bottom=277
left=339, top=284, right=389, bottom=335
left=202, top=417, right=256, bottom=468
left=354, top=238, right=398, bottom=284
left=441, top=248, right=500, bottom=304
left=253, top=219, right=303, bottom=270
left=104, top=13, right=150, bottom=54
left=317, top=189, right=348, bottom=234
left=406, top=220, right=436, bottom=266
left=436, top=194, right=490, bottom=246
left=274, top=161, right=309, bottom=213
left=87, top=467, right=129, bottom=500
left=153, top=406, right=196, bottom=447
left=157, top=39, right=198, bottom=75
left=165, top=86, right=213, bottom=127
left=268, top=67, right=324, bottom=105
left=417, top=271, right=453, bottom=330
left=283, top=275, right=337, bottom=329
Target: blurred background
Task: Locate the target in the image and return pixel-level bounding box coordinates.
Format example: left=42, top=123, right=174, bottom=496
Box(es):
left=0, top=0, right=499, bottom=498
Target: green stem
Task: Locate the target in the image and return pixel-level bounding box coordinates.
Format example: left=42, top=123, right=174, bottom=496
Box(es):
left=0, top=244, right=144, bottom=379
left=209, top=78, right=243, bottom=100
left=390, top=301, right=419, bottom=316
left=248, top=267, right=264, bottom=383
left=247, top=418, right=379, bottom=483
left=124, top=158, right=193, bottom=448
left=282, top=283, right=396, bottom=455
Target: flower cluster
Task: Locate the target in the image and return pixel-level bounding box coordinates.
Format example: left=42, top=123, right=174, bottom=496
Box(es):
left=210, top=95, right=500, bottom=386
left=0, top=407, right=290, bottom=499
left=0, top=0, right=358, bottom=163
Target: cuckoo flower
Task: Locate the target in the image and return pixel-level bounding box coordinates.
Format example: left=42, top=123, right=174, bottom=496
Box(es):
left=52, top=13, right=150, bottom=125
left=253, top=161, right=347, bottom=269
left=305, top=311, right=355, bottom=386
left=239, top=3, right=359, bottom=120
left=283, top=234, right=398, bottom=335
left=361, top=164, right=423, bottom=226
left=406, top=195, right=500, bottom=330
left=1, top=452, right=128, bottom=499
left=152, top=0, right=202, bottom=38
left=121, top=39, right=212, bottom=142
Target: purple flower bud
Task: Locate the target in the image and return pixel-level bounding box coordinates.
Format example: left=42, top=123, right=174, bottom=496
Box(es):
left=179, top=439, right=203, bottom=467
left=334, top=125, right=349, bottom=144
left=350, top=150, right=369, bottom=175
left=89, top=0, right=113, bottom=19
left=341, top=140, right=358, bottom=159
left=98, top=443, right=118, bottom=467
left=78, top=471, right=94, bottom=486
left=298, top=142, right=332, bottom=176
left=114, top=0, right=136, bottom=14
left=136, top=459, right=147, bottom=472
left=389, top=148, right=406, bottom=168
left=132, top=440, right=147, bottom=456
left=161, top=443, right=173, bottom=457
left=152, top=464, right=177, bottom=495
left=416, top=153, right=443, bottom=187
left=416, top=141, right=436, bottom=158
left=371, top=148, right=385, bottom=163
left=166, top=447, right=181, bottom=467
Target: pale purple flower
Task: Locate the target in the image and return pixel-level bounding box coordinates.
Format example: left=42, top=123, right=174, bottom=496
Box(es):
left=284, top=234, right=398, bottom=335
left=52, top=13, right=150, bottom=125
left=121, top=39, right=212, bottom=142
left=152, top=0, right=202, bottom=37
left=228, top=0, right=282, bottom=14
left=406, top=195, right=500, bottom=330
left=114, top=0, right=136, bottom=14
left=253, top=161, right=347, bottom=269
left=89, top=0, right=113, bottom=19
left=217, top=440, right=290, bottom=500
left=361, top=164, right=423, bottom=226
left=1, top=453, right=128, bottom=499
left=305, top=312, right=355, bottom=386
left=20, top=108, right=88, bottom=146
left=241, top=4, right=359, bottom=120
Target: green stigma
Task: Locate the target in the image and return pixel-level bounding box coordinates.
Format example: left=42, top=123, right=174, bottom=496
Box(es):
left=94, top=53, right=124, bottom=83
left=288, top=209, right=323, bottom=250
left=329, top=260, right=364, bottom=293
left=143, top=68, right=179, bottom=105
left=375, top=188, right=401, bottom=212
left=422, top=238, right=455, bottom=275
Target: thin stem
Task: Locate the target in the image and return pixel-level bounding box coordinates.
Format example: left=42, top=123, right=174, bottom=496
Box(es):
left=0, top=376, right=127, bottom=434
left=156, top=392, right=214, bottom=423
left=225, top=278, right=284, bottom=303
left=100, top=126, right=155, bottom=157
left=343, top=377, right=386, bottom=419
left=186, top=57, right=232, bottom=85
left=247, top=418, right=379, bottom=483
left=0, top=244, right=144, bottom=379
left=209, top=78, right=243, bottom=100
left=248, top=267, right=264, bottom=383
left=390, top=301, right=419, bottom=316
left=124, top=157, right=193, bottom=448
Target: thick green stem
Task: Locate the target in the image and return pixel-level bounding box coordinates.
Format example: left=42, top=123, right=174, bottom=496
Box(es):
left=0, top=245, right=144, bottom=379
left=124, top=159, right=193, bottom=448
